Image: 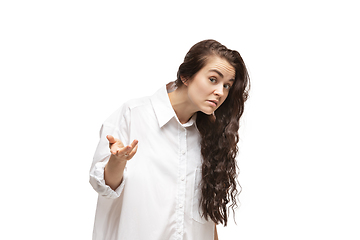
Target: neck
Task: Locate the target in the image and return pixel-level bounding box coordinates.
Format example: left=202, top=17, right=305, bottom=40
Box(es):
left=168, top=85, right=197, bottom=124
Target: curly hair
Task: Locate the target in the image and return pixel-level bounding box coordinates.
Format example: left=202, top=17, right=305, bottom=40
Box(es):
left=175, top=40, right=250, bottom=226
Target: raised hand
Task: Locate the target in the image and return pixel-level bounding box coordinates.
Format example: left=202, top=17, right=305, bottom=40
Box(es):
left=104, top=135, right=138, bottom=190
left=106, top=135, right=138, bottom=162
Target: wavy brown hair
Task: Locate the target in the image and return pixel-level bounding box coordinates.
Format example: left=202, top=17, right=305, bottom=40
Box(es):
left=175, top=40, right=250, bottom=226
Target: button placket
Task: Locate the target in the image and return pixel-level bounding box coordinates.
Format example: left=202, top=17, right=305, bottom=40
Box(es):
left=175, top=127, right=187, bottom=239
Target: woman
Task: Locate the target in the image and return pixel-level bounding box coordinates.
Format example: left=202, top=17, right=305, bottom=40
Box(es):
left=89, top=39, right=250, bottom=240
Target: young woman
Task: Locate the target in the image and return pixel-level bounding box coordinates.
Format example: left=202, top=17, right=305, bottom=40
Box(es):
left=89, top=39, right=250, bottom=240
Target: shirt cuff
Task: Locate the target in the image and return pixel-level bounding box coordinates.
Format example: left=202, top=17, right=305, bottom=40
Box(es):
left=89, top=161, right=126, bottom=199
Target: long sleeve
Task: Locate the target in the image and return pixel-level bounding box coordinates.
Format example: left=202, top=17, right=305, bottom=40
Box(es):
left=89, top=104, right=130, bottom=199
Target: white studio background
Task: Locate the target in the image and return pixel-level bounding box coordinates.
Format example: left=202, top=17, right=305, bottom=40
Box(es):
left=1, top=1, right=359, bottom=239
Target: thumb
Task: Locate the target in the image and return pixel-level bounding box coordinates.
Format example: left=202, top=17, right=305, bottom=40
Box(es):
left=106, top=135, right=116, bottom=144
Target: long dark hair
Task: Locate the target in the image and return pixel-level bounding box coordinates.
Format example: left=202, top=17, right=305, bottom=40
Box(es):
left=175, top=40, right=250, bottom=226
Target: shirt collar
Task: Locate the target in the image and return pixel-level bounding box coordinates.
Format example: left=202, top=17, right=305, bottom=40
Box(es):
left=151, top=82, right=197, bottom=128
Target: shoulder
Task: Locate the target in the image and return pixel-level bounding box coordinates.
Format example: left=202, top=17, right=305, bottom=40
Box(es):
left=124, top=95, right=152, bottom=111
left=104, top=95, right=152, bottom=124
left=104, top=84, right=168, bottom=125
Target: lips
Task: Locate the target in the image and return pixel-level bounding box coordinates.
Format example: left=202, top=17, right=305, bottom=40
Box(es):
left=207, top=100, right=219, bottom=107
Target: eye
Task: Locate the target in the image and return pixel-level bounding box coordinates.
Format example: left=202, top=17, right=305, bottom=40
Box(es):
left=209, top=77, right=217, bottom=83
left=224, top=83, right=232, bottom=90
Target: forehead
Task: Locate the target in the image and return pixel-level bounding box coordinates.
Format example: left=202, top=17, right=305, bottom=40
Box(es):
left=203, top=56, right=235, bottom=79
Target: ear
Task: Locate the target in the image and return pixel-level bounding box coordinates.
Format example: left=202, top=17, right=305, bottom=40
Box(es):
left=181, top=76, right=189, bottom=86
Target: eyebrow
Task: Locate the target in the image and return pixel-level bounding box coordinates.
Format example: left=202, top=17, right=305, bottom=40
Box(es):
left=209, top=69, right=235, bottom=81
left=209, top=69, right=224, bottom=78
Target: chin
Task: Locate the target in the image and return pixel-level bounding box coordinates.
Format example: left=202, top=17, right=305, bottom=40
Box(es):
left=200, top=108, right=215, bottom=115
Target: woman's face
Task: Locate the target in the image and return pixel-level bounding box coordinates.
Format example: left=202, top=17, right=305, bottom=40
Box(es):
left=184, top=56, right=236, bottom=115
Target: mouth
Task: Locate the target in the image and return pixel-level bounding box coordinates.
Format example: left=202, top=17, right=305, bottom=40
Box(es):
left=207, top=100, right=219, bottom=107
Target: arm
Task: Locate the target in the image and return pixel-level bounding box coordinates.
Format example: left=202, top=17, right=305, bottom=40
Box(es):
left=104, top=135, right=138, bottom=190
left=214, top=224, right=219, bottom=240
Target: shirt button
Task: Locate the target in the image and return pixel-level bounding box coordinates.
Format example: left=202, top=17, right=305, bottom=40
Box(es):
left=179, top=204, right=183, bottom=208
left=181, top=150, right=186, bottom=155
left=181, top=176, right=185, bottom=181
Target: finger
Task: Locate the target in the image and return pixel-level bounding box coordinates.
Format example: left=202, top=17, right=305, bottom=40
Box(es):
left=127, top=144, right=138, bottom=159
left=110, top=146, right=125, bottom=157
left=123, top=140, right=138, bottom=156
left=110, top=139, right=138, bottom=158
left=110, top=148, right=119, bottom=155
left=115, top=145, right=131, bottom=157
left=106, top=135, right=116, bottom=144
left=129, top=139, right=138, bottom=149
left=107, top=135, right=125, bottom=149
left=121, top=140, right=138, bottom=158
left=109, top=144, right=122, bottom=156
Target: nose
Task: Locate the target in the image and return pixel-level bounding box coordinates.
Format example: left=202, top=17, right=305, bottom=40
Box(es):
left=214, top=84, right=224, bottom=97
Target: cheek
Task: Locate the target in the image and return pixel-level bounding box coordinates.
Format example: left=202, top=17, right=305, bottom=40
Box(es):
left=194, top=78, right=207, bottom=91
left=189, top=79, right=208, bottom=97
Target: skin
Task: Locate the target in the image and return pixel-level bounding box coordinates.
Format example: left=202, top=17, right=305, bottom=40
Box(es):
left=215, top=225, right=219, bottom=240
left=104, top=55, right=235, bottom=239
left=104, top=135, right=138, bottom=190
left=168, top=56, right=235, bottom=124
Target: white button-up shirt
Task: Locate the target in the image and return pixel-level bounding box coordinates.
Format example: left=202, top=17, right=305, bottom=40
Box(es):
left=89, top=83, right=215, bottom=240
